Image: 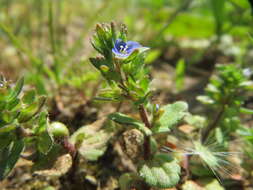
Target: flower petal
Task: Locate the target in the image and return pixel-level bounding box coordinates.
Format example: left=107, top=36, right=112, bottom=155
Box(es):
left=126, top=41, right=142, bottom=49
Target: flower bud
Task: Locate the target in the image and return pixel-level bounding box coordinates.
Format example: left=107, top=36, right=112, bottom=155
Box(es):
left=100, top=65, right=109, bottom=73
left=50, top=122, right=69, bottom=138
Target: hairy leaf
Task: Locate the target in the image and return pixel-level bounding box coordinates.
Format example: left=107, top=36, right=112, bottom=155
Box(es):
left=71, top=118, right=118, bottom=161
left=153, top=101, right=188, bottom=133
left=139, top=153, right=180, bottom=188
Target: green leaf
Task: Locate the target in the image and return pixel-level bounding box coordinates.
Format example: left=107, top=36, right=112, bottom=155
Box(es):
left=7, top=98, right=20, bottom=111
left=34, top=153, right=72, bottom=177
left=0, top=132, right=15, bottom=149
left=182, top=180, right=203, bottom=190
left=18, top=96, right=46, bottom=123
left=0, top=124, right=17, bottom=133
left=1, top=110, right=20, bottom=125
left=138, top=153, right=180, bottom=188
left=70, top=118, right=118, bottom=161
left=22, top=89, right=36, bottom=105
left=210, top=0, right=225, bottom=36
left=32, top=144, right=61, bottom=170
left=35, top=112, right=53, bottom=154
left=145, top=49, right=161, bottom=64
left=42, top=186, right=55, bottom=190
left=32, top=144, right=72, bottom=177
left=119, top=173, right=137, bottom=190
left=200, top=178, right=224, bottom=190
left=108, top=112, right=152, bottom=136
left=89, top=57, right=120, bottom=82
left=153, top=101, right=188, bottom=133
left=108, top=112, right=142, bottom=126
left=184, top=114, right=206, bottom=128
left=240, top=107, right=253, bottom=114
left=197, top=95, right=215, bottom=104
left=0, top=139, right=24, bottom=180
left=6, top=77, right=24, bottom=102
left=175, top=59, right=186, bottom=91
left=150, top=136, right=158, bottom=154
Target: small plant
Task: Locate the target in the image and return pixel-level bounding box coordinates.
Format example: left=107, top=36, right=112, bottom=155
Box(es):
left=87, top=22, right=189, bottom=188
left=85, top=23, right=253, bottom=189
left=0, top=76, right=52, bottom=179
left=0, top=76, right=75, bottom=180
left=1, top=22, right=253, bottom=190
left=198, top=64, right=253, bottom=143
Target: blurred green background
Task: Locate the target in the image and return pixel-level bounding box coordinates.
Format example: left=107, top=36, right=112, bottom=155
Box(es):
left=0, top=0, right=252, bottom=95
left=1, top=1, right=253, bottom=189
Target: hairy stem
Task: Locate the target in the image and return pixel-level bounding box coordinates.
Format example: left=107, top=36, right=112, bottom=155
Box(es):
left=61, top=137, right=77, bottom=158
left=201, top=105, right=225, bottom=143
left=138, top=105, right=151, bottom=129
left=138, top=104, right=152, bottom=160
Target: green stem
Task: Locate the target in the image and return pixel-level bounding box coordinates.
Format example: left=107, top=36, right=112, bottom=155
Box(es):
left=48, top=0, right=60, bottom=84
left=201, top=105, right=225, bottom=143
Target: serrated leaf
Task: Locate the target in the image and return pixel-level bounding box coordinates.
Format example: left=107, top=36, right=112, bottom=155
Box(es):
left=0, top=139, right=24, bottom=180
left=70, top=118, right=118, bottom=161
left=139, top=153, right=180, bottom=188
left=184, top=114, right=206, bottom=128
left=153, top=101, right=188, bottom=133
left=6, top=77, right=24, bottom=102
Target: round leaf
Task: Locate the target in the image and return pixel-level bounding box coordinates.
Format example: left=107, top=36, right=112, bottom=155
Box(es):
left=139, top=153, right=180, bottom=188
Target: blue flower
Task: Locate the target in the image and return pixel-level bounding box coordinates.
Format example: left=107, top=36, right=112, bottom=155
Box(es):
left=112, top=39, right=145, bottom=59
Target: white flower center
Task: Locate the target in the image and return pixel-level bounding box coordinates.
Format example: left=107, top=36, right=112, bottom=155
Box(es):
left=119, top=44, right=128, bottom=53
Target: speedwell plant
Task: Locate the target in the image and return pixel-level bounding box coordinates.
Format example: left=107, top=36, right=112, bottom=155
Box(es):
left=89, top=22, right=188, bottom=189
left=88, top=23, right=253, bottom=189
left=1, top=22, right=253, bottom=190
left=0, top=76, right=74, bottom=180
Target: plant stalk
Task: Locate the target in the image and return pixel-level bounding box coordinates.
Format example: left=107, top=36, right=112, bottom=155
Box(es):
left=201, top=105, right=225, bottom=143
left=138, top=104, right=152, bottom=160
